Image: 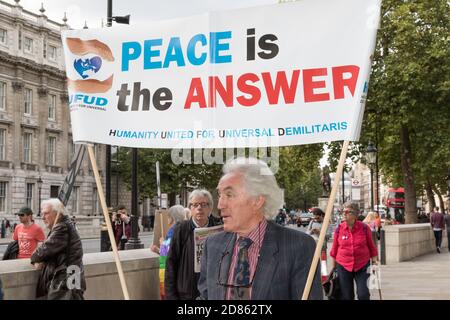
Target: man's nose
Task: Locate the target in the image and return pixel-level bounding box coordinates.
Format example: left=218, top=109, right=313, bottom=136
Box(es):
left=217, top=197, right=225, bottom=210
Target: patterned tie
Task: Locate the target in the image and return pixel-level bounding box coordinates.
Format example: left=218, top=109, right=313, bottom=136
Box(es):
left=230, top=237, right=253, bottom=300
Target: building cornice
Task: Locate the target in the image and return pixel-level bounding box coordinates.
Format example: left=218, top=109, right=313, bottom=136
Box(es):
left=0, top=51, right=66, bottom=79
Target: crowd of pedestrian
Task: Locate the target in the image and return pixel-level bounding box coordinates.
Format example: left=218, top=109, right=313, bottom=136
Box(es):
left=0, top=157, right=449, bottom=301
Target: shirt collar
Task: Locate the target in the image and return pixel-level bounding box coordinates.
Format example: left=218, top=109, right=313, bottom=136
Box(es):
left=237, top=219, right=267, bottom=244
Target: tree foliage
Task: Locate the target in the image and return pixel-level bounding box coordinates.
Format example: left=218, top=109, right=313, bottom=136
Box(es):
left=361, top=0, right=450, bottom=220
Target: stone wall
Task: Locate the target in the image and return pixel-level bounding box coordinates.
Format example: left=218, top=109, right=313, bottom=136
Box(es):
left=0, top=249, right=160, bottom=300
left=385, top=224, right=448, bottom=263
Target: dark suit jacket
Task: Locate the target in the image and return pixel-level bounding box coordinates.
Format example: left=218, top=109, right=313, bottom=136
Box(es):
left=198, top=220, right=323, bottom=300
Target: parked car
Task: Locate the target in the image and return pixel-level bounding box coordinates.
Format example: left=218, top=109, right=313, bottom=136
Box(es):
left=297, top=212, right=313, bottom=227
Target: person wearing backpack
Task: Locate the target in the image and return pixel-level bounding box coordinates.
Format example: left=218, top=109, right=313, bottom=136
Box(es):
left=329, top=201, right=378, bottom=300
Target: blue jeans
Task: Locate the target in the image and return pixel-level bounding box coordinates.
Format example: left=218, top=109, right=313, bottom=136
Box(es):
left=336, top=261, right=371, bottom=300
left=433, top=230, right=442, bottom=248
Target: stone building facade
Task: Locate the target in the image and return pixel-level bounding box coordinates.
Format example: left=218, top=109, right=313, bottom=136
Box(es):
left=0, top=0, right=106, bottom=217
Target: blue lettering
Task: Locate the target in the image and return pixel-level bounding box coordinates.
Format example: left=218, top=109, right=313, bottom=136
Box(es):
left=285, top=127, right=293, bottom=136
left=122, top=42, right=141, bottom=71
left=75, top=94, right=83, bottom=103
left=144, top=39, right=162, bottom=69
left=163, top=37, right=185, bottom=68
left=84, top=95, right=95, bottom=104
left=210, top=31, right=232, bottom=64
left=96, top=98, right=108, bottom=106
left=187, top=34, right=207, bottom=66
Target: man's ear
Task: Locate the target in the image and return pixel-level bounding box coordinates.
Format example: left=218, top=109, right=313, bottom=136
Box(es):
left=252, top=195, right=266, bottom=211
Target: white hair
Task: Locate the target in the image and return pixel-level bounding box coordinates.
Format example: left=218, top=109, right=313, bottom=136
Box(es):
left=223, top=157, right=283, bottom=220
left=168, top=205, right=187, bottom=223
left=188, top=189, right=213, bottom=208
left=41, top=198, right=66, bottom=216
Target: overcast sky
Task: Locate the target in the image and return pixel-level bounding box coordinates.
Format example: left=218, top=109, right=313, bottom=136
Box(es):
left=9, top=0, right=278, bottom=29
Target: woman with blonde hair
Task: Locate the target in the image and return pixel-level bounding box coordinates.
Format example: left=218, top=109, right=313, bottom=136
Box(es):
left=363, top=211, right=378, bottom=245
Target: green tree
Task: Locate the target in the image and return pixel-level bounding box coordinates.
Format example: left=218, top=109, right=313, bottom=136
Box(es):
left=362, top=0, right=450, bottom=222
left=276, top=145, right=323, bottom=211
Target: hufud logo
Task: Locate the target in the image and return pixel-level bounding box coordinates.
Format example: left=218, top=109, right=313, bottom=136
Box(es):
left=66, top=38, right=114, bottom=107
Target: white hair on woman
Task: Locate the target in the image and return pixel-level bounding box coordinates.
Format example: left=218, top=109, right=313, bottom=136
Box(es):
left=41, top=198, right=66, bottom=216
left=223, top=157, right=283, bottom=220
left=168, top=205, right=187, bottom=223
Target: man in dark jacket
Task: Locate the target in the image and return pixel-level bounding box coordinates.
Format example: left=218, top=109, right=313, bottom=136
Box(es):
left=430, top=206, right=445, bottom=253
left=165, top=189, right=222, bottom=300
left=31, top=198, right=86, bottom=299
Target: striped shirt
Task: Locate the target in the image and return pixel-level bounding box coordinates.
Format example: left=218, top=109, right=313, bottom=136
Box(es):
left=226, top=219, right=267, bottom=300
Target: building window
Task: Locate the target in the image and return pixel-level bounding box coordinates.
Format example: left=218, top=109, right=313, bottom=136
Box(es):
left=71, top=186, right=79, bottom=214
left=0, top=181, right=7, bottom=212
left=0, top=29, right=6, bottom=44
left=23, top=132, right=32, bottom=163
left=0, top=82, right=6, bottom=111
left=50, top=185, right=59, bottom=198
left=18, top=30, right=21, bottom=50
left=24, top=88, right=32, bottom=115
left=26, top=183, right=33, bottom=209
left=48, top=45, right=57, bottom=60
left=47, top=136, right=56, bottom=165
left=24, top=37, right=33, bottom=53
left=48, top=94, right=56, bottom=120
left=0, top=128, right=5, bottom=161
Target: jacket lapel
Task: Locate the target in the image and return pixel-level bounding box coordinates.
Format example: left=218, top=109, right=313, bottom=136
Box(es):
left=251, top=221, right=279, bottom=300
left=216, top=233, right=236, bottom=299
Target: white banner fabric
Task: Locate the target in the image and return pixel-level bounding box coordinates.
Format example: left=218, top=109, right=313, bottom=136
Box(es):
left=62, top=0, right=381, bottom=149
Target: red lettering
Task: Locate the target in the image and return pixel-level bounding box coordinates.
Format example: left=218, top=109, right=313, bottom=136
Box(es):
left=303, top=68, right=330, bottom=103
left=208, top=75, right=233, bottom=108
left=261, top=70, right=300, bottom=105
left=184, top=77, right=206, bottom=109
left=332, top=65, right=359, bottom=99
left=236, top=73, right=261, bottom=107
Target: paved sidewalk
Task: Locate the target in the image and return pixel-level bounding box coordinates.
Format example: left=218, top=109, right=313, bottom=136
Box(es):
left=370, top=250, right=450, bottom=300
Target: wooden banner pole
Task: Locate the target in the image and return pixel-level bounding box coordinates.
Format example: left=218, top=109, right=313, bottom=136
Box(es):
left=301, top=140, right=350, bottom=300
left=87, top=145, right=130, bottom=300
left=160, top=212, right=165, bottom=238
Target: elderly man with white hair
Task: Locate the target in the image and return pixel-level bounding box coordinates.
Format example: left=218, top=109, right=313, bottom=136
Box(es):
left=198, top=157, right=323, bottom=300
left=31, top=198, right=85, bottom=300
left=165, top=189, right=222, bottom=300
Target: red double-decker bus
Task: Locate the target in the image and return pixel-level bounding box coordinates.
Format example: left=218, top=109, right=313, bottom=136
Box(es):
left=385, top=187, right=405, bottom=223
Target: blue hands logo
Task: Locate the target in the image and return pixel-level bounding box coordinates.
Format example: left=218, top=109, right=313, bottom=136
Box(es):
left=73, top=56, right=102, bottom=79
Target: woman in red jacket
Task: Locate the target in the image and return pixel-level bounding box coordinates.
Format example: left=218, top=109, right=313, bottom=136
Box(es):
left=330, top=202, right=378, bottom=300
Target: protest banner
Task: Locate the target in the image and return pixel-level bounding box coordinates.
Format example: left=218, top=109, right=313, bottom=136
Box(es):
left=194, top=225, right=224, bottom=273
left=60, top=0, right=381, bottom=300
left=61, top=0, right=380, bottom=149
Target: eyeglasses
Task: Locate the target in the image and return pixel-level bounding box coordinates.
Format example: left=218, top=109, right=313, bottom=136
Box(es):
left=217, top=251, right=255, bottom=289
left=189, top=202, right=210, bottom=209
left=18, top=214, right=25, bottom=217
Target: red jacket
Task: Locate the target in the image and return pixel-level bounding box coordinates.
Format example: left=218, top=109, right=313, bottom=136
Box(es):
left=330, top=220, right=378, bottom=272
left=114, top=221, right=131, bottom=245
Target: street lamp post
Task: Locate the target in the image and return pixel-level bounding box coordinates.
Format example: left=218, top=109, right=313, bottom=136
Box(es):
left=37, top=176, right=43, bottom=216
left=125, top=148, right=144, bottom=249
left=103, top=0, right=135, bottom=251
left=366, top=142, right=377, bottom=211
